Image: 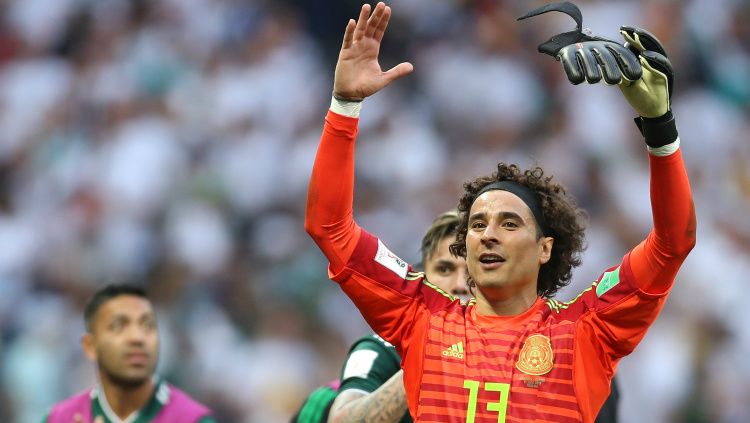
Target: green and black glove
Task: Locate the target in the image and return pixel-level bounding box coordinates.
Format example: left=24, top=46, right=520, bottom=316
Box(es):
left=556, top=26, right=677, bottom=148
left=517, top=2, right=678, bottom=148
left=617, top=26, right=673, bottom=119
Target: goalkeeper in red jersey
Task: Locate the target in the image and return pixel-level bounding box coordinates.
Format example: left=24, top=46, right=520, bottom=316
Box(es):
left=305, top=3, right=695, bottom=422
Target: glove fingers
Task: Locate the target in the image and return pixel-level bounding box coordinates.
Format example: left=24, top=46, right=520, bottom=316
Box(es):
left=558, top=41, right=642, bottom=85
left=591, top=45, right=623, bottom=84
left=641, top=50, right=674, bottom=97
left=607, top=43, right=643, bottom=81
left=558, top=46, right=585, bottom=84
left=577, top=46, right=603, bottom=83
left=620, top=29, right=643, bottom=55
left=621, top=25, right=667, bottom=56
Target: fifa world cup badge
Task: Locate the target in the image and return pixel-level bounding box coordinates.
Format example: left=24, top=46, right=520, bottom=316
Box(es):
left=516, top=334, right=554, bottom=376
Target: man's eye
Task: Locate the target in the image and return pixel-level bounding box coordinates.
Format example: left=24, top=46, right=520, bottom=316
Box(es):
left=470, top=221, right=486, bottom=229
left=437, top=266, right=451, bottom=275
left=502, top=221, right=519, bottom=229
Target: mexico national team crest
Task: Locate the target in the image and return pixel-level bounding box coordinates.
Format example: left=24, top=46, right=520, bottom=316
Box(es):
left=516, top=334, right=554, bottom=376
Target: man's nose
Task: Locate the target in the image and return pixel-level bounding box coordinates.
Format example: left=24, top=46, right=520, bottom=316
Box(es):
left=125, top=325, right=147, bottom=343
left=480, top=224, right=500, bottom=246
left=451, top=267, right=470, bottom=296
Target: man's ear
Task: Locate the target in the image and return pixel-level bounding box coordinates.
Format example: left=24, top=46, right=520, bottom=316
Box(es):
left=81, top=332, right=97, bottom=362
left=539, top=237, right=554, bottom=265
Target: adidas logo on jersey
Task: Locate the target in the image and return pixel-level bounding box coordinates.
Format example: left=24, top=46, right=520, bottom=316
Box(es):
left=442, top=341, right=464, bottom=359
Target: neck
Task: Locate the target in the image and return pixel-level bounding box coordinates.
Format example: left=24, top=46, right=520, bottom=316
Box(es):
left=99, top=375, right=155, bottom=420
left=474, top=288, right=538, bottom=316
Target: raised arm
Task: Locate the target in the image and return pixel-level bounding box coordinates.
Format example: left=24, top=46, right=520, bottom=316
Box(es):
left=555, top=26, right=696, bottom=291
left=304, top=2, right=412, bottom=272
left=615, top=27, right=696, bottom=292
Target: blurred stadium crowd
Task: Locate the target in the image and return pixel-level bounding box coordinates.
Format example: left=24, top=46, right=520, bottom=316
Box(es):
left=0, top=0, right=747, bottom=421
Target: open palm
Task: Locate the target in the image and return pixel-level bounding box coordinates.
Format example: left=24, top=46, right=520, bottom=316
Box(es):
left=333, top=2, right=413, bottom=101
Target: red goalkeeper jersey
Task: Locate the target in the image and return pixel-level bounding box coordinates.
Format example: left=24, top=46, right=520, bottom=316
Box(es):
left=306, top=110, right=695, bottom=422
left=333, top=230, right=651, bottom=422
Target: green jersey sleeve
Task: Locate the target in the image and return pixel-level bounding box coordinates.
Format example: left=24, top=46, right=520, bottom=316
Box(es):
left=337, top=334, right=401, bottom=394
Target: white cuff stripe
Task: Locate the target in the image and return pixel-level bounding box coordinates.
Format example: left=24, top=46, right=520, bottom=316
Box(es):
left=648, top=137, right=680, bottom=157
left=330, top=96, right=362, bottom=117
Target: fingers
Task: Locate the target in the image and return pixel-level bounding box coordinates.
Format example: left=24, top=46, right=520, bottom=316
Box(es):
left=620, top=29, right=644, bottom=54
left=607, top=43, right=642, bottom=81
left=353, top=3, right=371, bottom=41
left=365, top=2, right=387, bottom=39
left=640, top=51, right=673, bottom=96
left=382, top=62, right=414, bottom=84
left=341, top=19, right=356, bottom=50
left=620, top=25, right=667, bottom=56
left=373, top=5, right=392, bottom=43
left=351, top=3, right=388, bottom=42
left=558, top=41, right=642, bottom=85
left=594, top=45, right=622, bottom=85
left=641, top=51, right=672, bottom=76
left=558, top=45, right=585, bottom=84
left=577, top=44, right=602, bottom=84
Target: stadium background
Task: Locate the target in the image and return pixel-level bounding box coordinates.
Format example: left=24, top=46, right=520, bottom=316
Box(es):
left=0, top=0, right=747, bottom=421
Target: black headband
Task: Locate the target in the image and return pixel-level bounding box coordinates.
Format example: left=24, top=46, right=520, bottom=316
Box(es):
left=473, top=181, right=551, bottom=236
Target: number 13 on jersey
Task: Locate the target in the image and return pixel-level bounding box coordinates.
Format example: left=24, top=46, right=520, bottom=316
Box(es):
left=463, top=380, right=510, bottom=423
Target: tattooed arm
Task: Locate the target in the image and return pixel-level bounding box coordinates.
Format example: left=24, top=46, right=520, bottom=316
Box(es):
left=328, top=370, right=408, bottom=423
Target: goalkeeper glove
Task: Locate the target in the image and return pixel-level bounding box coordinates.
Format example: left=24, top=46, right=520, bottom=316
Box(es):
left=556, top=26, right=677, bottom=147
left=556, top=26, right=673, bottom=119
left=617, top=26, right=673, bottom=119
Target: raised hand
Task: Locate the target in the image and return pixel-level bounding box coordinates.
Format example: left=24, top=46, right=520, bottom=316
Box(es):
left=617, top=26, right=673, bottom=118
left=333, top=2, right=413, bottom=101
left=554, top=26, right=673, bottom=119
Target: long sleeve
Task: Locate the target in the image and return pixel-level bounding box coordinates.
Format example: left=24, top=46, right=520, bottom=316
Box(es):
left=305, top=110, right=362, bottom=274
left=628, top=145, right=697, bottom=293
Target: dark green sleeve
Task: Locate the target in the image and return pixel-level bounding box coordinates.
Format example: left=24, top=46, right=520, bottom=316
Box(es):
left=337, top=334, right=401, bottom=394
left=197, top=416, right=217, bottom=423
left=291, top=385, right=338, bottom=423
left=41, top=415, right=48, bottom=423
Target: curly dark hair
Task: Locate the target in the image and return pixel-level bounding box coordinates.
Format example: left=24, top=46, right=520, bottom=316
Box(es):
left=449, top=163, right=587, bottom=298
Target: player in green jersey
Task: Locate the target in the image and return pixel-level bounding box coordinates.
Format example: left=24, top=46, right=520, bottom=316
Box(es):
left=43, top=284, right=214, bottom=423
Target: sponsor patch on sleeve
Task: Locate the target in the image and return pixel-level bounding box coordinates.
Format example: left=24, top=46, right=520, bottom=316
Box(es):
left=342, top=349, right=378, bottom=380
left=374, top=240, right=408, bottom=279
left=596, top=266, right=621, bottom=297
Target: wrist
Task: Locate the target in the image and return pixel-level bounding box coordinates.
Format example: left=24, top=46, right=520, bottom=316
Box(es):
left=333, top=92, right=364, bottom=102
left=634, top=110, right=677, bottom=148
left=330, top=95, right=363, bottom=118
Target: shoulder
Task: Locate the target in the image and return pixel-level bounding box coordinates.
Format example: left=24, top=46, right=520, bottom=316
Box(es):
left=45, top=390, right=93, bottom=422
left=556, top=263, right=640, bottom=316
left=349, top=334, right=399, bottom=359
left=161, top=384, right=213, bottom=421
